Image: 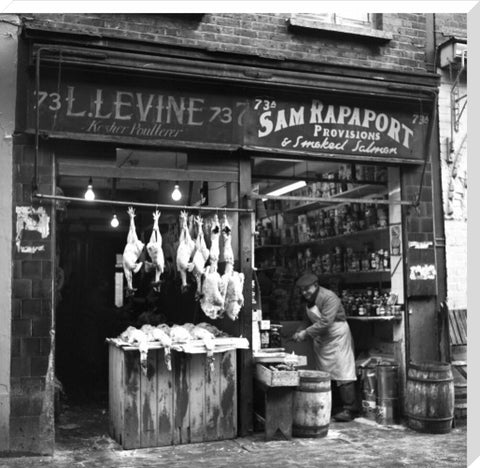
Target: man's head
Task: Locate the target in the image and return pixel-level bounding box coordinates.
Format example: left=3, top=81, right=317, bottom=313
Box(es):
left=296, top=273, right=319, bottom=301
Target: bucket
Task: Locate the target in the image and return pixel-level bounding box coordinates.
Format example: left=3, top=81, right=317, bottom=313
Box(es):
left=361, top=364, right=377, bottom=420
left=405, top=361, right=454, bottom=434
left=293, top=370, right=331, bottom=438
left=376, top=363, right=399, bottom=425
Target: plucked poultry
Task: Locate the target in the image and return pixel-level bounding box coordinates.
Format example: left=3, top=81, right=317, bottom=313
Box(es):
left=176, top=211, right=195, bottom=293
left=220, top=214, right=245, bottom=321
left=174, top=323, right=216, bottom=370
left=122, top=207, right=145, bottom=294
left=196, top=322, right=228, bottom=337
left=156, top=323, right=171, bottom=336
left=146, top=210, right=165, bottom=292
left=200, top=215, right=226, bottom=319
left=220, top=213, right=234, bottom=265
left=143, top=325, right=172, bottom=371
left=191, top=325, right=215, bottom=352
left=207, top=214, right=221, bottom=272
left=120, top=326, right=149, bottom=375
left=187, top=216, right=210, bottom=298
left=191, top=325, right=216, bottom=371
left=170, top=324, right=193, bottom=343
left=223, top=269, right=245, bottom=321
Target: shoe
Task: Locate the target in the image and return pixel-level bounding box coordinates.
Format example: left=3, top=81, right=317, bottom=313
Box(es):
left=333, top=409, right=354, bottom=422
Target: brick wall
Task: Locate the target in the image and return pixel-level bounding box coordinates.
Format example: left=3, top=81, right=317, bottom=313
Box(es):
left=435, top=13, right=467, bottom=42
left=10, top=141, right=55, bottom=454
left=435, top=13, right=467, bottom=311
left=27, top=13, right=429, bottom=72
left=402, top=162, right=434, bottom=244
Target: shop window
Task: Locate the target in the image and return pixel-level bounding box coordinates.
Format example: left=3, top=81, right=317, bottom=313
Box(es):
left=287, top=13, right=393, bottom=42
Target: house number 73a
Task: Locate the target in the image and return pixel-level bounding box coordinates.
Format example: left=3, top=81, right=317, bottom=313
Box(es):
left=412, top=114, right=429, bottom=125
left=254, top=99, right=277, bottom=111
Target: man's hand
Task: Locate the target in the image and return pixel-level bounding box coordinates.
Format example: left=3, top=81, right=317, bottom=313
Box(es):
left=293, top=330, right=307, bottom=342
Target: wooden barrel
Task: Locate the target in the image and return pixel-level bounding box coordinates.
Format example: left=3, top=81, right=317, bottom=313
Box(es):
left=293, top=370, right=331, bottom=438
left=454, top=383, right=467, bottom=426
left=405, top=361, right=454, bottom=434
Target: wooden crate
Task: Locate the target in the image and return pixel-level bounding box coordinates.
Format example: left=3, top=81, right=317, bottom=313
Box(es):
left=255, top=364, right=299, bottom=387
left=108, top=343, right=237, bottom=449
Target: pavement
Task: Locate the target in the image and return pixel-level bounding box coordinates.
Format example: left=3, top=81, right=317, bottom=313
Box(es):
left=0, top=402, right=467, bottom=468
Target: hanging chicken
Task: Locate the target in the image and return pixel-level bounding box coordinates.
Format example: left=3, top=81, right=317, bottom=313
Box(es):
left=223, top=270, right=245, bottom=321
left=176, top=211, right=195, bottom=293
left=220, top=213, right=235, bottom=265
left=122, top=207, right=144, bottom=295
left=187, top=216, right=210, bottom=298
left=208, top=214, right=221, bottom=272
left=200, top=214, right=226, bottom=319
left=220, top=214, right=245, bottom=321
left=146, top=210, right=165, bottom=292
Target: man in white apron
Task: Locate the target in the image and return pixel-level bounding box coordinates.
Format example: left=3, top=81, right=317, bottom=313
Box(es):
left=293, top=273, right=357, bottom=422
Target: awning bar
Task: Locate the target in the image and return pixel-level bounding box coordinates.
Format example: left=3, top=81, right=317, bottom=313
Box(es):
left=252, top=193, right=416, bottom=207
left=33, top=193, right=253, bottom=213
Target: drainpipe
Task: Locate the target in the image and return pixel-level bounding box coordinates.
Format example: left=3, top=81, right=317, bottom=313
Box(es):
left=426, top=13, right=449, bottom=361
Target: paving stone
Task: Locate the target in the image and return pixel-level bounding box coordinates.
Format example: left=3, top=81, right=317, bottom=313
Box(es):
left=0, top=403, right=467, bottom=468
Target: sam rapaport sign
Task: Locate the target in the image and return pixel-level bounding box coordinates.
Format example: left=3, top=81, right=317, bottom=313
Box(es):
left=27, top=78, right=430, bottom=162
left=243, top=97, right=429, bottom=161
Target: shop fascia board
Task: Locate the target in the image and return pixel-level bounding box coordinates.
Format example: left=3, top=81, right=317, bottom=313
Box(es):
left=29, top=42, right=439, bottom=102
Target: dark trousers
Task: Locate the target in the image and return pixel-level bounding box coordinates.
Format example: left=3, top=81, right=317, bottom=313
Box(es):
left=332, top=380, right=357, bottom=414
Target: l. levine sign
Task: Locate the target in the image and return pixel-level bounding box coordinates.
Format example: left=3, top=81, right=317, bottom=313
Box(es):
left=27, top=79, right=429, bottom=162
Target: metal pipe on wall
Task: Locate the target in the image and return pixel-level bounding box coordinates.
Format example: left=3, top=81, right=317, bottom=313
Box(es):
left=33, top=192, right=253, bottom=213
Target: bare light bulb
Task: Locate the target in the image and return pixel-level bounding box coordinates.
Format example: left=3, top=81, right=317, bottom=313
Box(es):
left=84, top=178, right=95, bottom=201
left=171, top=183, right=182, bottom=201
left=110, top=214, right=119, bottom=228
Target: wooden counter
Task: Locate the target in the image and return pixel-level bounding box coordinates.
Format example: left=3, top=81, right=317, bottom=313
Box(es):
left=108, top=343, right=238, bottom=449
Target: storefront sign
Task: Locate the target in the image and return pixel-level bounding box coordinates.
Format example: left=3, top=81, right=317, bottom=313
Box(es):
left=243, top=97, right=428, bottom=162
left=28, top=79, right=247, bottom=145
left=26, top=75, right=430, bottom=163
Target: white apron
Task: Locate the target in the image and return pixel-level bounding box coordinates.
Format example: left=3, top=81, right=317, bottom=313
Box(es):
left=306, top=305, right=357, bottom=382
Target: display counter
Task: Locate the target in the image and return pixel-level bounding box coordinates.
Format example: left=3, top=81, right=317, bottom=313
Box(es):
left=108, top=337, right=248, bottom=449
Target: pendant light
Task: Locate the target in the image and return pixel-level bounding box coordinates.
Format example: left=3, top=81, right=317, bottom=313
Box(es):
left=84, top=177, right=95, bottom=201
left=171, top=182, right=182, bottom=201
left=109, top=178, right=119, bottom=227
left=110, top=213, right=119, bottom=228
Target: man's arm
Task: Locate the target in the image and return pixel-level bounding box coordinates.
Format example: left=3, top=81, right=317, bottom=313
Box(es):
left=305, top=294, right=340, bottom=338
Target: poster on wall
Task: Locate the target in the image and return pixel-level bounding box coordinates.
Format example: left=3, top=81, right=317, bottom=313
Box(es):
left=406, top=242, right=437, bottom=297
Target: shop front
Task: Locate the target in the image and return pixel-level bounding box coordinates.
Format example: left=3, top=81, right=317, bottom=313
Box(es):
left=12, top=30, right=441, bottom=452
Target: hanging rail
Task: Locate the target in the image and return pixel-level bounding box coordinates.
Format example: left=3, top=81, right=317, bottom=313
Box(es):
left=252, top=193, right=416, bottom=207
left=33, top=193, right=253, bottom=213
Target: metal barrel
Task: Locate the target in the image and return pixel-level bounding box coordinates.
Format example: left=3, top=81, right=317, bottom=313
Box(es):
left=361, top=365, right=377, bottom=420
left=375, top=363, right=399, bottom=425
